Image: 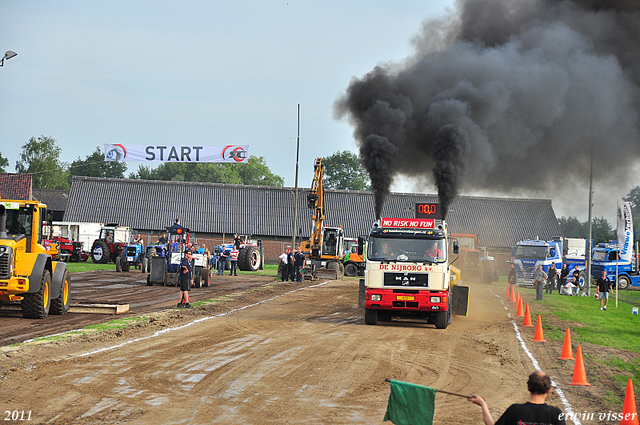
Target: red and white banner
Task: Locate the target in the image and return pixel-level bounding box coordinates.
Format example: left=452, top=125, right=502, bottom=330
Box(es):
left=381, top=218, right=435, bottom=229
left=104, top=144, right=249, bottom=163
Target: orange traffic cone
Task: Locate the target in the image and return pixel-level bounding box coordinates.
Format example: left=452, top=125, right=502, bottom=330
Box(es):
left=516, top=291, right=521, bottom=306
left=558, top=328, right=574, bottom=360
left=621, top=379, right=639, bottom=425
left=533, top=314, right=546, bottom=342
left=509, top=288, right=516, bottom=303
left=569, top=346, right=590, bottom=386
left=516, top=297, right=525, bottom=317
left=522, top=304, right=533, bottom=327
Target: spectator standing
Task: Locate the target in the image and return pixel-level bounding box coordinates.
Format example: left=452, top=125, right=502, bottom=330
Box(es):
left=229, top=246, right=239, bottom=276
left=286, top=248, right=295, bottom=281
left=468, top=371, right=566, bottom=425
left=596, top=270, right=612, bottom=311
left=217, top=248, right=228, bottom=276
left=534, top=265, right=548, bottom=301
left=279, top=249, right=289, bottom=282
left=294, top=246, right=305, bottom=283
left=178, top=250, right=193, bottom=309
left=233, top=234, right=242, bottom=250
left=546, top=263, right=557, bottom=294
left=508, top=263, right=516, bottom=293
left=559, top=264, right=569, bottom=293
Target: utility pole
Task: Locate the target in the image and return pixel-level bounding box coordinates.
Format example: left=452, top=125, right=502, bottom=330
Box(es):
left=586, top=140, right=594, bottom=296
left=292, top=104, right=300, bottom=249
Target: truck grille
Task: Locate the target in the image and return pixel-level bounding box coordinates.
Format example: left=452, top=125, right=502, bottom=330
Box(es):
left=0, top=247, right=12, bottom=279
left=383, top=272, right=428, bottom=287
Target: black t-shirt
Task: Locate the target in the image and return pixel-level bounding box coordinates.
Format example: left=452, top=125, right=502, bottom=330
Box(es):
left=548, top=267, right=557, bottom=279
left=496, top=402, right=566, bottom=425
left=596, top=277, right=612, bottom=293
left=179, top=256, right=192, bottom=281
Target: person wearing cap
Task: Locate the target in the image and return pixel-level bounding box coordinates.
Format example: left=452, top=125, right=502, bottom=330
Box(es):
left=178, top=250, right=193, bottom=308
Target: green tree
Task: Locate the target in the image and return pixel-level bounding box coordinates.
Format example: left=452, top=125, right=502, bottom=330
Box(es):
left=591, top=216, right=615, bottom=244
left=68, top=147, right=127, bottom=183
left=558, top=216, right=588, bottom=238
left=322, top=150, right=370, bottom=190
left=128, top=155, right=283, bottom=186
left=15, top=136, right=69, bottom=189
left=0, top=151, right=9, bottom=172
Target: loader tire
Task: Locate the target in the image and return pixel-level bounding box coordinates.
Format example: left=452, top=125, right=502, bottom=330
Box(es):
left=22, top=270, right=51, bottom=319
left=91, top=241, right=111, bottom=264
left=51, top=270, right=71, bottom=315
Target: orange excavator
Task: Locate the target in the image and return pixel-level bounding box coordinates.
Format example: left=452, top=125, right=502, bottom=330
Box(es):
left=300, top=158, right=345, bottom=279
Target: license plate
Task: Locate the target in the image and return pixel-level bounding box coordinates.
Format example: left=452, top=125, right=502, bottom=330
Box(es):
left=396, top=296, right=415, bottom=301
left=127, top=257, right=134, bottom=261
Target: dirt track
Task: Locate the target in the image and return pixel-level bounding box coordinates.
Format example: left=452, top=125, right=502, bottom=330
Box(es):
left=0, top=276, right=623, bottom=424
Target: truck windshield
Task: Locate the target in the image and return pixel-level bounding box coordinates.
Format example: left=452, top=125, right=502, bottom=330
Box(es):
left=515, top=245, right=547, bottom=260
left=368, top=236, right=446, bottom=263
left=592, top=251, right=608, bottom=262
left=5, top=208, right=32, bottom=237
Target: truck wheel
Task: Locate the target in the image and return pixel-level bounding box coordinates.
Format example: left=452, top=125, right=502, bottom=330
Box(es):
left=344, top=262, right=358, bottom=277
left=435, top=311, right=449, bottom=329
left=22, top=270, right=52, bottom=319
left=618, top=275, right=630, bottom=290
left=51, top=270, right=71, bottom=315
left=239, top=246, right=261, bottom=272
left=91, top=241, right=111, bottom=264
left=116, top=255, right=123, bottom=272
left=578, top=271, right=588, bottom=289
left=364, top=309, right=378, bottom=325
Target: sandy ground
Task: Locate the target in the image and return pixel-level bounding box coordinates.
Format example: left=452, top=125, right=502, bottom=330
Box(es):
left=0, top=277, right=629, bottom=424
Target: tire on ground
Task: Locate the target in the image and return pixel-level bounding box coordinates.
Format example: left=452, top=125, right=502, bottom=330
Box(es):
left=481, top=260, right=495, bottom=284
left=121, top=256, right=130, bottom=272
left=91, top=240, right=111, bottom=264
left=142, top=257, right=149, bottom=273
left=51, top=270, right=71, bottom=315
left=239, top=246, right=261, bottom=272
left=344, top=262, right=358, bottom=277
left=618, top=275, right=630, bottom=290
left=116, top=255, right=123, bottom=272
left=364, top=308, right=378, bottom=325
left=434, top=310, right=449, bottom=329
left=146, top=274, right=153, bottom=286
left=200, top=268, right=210, bottom=287
left=22, top=269, right=51, bottom=319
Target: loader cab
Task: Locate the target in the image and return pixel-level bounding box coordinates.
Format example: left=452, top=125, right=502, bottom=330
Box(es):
left=320, top=227, right=344, bottom=258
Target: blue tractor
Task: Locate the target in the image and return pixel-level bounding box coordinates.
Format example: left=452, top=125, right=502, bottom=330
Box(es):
left=116, top=243, right=147, bottom=273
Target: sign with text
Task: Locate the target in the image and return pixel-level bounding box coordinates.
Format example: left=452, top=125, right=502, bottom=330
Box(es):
left=381, top=218, right=435, bottom=229
left=104, top=144, right=249, bottom=163
left=415, top=203, right=442, bottom=219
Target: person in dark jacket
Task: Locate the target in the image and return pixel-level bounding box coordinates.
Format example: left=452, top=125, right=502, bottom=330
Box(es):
left=177, top=250, right=193, bottom=308
left=559, top=264, right=569, bottom=294
left=294, top=246, right=305, bottom=283
left=508, top=263, right=517, bottom=293
left=545, top=263, right=557, bottom=294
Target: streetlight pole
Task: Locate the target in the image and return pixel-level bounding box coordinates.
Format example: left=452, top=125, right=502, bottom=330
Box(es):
left=292, top=104, right=301, bottom=250
left=0, top=51, right=17, bottom=67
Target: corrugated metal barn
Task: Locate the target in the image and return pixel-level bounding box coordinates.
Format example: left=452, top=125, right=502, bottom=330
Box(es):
left=64, top=176, right=563, bottom=271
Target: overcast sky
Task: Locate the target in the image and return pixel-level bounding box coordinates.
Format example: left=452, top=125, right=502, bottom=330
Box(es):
left=1, top=1, right=452, bottom=183
left=0, top=1, right=627, bottom=223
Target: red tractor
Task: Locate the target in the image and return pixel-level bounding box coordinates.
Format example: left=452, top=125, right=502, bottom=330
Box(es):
left=51, top=235, right=89, bottom=262
left=90, top=223, right=134, bottom=264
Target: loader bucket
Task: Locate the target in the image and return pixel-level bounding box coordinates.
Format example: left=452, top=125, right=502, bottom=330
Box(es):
left=314, top=268, right=338, bottom=280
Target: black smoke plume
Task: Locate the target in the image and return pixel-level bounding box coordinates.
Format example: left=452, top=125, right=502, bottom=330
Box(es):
left=335, top=0, right=640, bottom=217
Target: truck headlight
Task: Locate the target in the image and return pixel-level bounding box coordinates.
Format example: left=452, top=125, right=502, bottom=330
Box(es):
left=371, top=294, right=381, bottom=301
left=430, top=296, right=441, bottom=303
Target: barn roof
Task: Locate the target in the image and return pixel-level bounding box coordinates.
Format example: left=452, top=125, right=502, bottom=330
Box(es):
left=0, top=173, right=32, bottom=200
left=33, top=189, right=70, bottom=211
left=65, top=176, right=562, bottom=249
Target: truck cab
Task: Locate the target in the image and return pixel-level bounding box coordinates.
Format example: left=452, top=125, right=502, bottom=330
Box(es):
left=590, top=243, right=640, bottom=290
left=359, top=217, right=467, bottom=329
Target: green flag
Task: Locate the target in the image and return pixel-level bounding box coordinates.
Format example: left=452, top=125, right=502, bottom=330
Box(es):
left=383, top=379, right=437, bottom=425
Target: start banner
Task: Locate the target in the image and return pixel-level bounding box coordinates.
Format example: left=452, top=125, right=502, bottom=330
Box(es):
left=103, top=144, right=248, bottom=163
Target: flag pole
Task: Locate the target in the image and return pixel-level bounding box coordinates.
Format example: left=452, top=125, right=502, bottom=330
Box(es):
left=384, top=379, right=472, bottom=398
